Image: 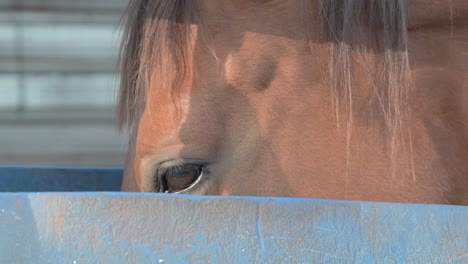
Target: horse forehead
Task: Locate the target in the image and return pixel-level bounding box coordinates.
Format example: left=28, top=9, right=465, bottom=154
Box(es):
left=202, top=0, right=299, bottom=17
left=198, top=0, right=320, bottom=43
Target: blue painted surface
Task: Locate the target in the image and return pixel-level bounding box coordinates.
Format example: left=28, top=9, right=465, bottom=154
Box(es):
left=0, top=166, right=123, bottom=192
left=0, top=167, right=467, bottom=263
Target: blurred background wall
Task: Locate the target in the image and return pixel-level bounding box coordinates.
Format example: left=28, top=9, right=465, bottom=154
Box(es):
left=0, top=0, right=128, bottom=167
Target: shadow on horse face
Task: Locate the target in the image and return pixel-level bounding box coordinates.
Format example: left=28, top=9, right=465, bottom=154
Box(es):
left=177, top=84, right=294, bottom=196
left=174, top=4, right=339, bottom=197
left=121, top=0, right=468, bottom=204
left=124, top=1, right=337, bottom=197
left=145, top=7, right=296, bottom=194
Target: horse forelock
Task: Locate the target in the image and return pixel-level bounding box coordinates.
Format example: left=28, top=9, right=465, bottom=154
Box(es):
left=117, top=0, right=196, bottom=130
left=118, top=0, right=418, bottom=176
left=118, top=0, right=412, bottom=129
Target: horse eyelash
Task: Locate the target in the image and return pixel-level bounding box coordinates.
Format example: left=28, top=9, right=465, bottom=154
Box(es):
left=153, top=162, right=203, bottom=192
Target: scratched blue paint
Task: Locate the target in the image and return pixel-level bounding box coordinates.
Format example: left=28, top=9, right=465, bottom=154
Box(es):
left=0, top=167, right=467, bottom=263
left=120, top=240, right=128, bottom=250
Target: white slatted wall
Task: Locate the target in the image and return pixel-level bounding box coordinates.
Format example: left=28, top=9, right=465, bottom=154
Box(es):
left=0, top=0, right=129, bottom=167
left=0, top=0, right=125, bottom=111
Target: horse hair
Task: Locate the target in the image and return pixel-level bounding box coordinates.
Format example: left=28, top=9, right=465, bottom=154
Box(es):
left=117, top=0, right=410, bottom=136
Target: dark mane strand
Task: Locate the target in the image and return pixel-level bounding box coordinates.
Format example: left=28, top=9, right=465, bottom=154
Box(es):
left=117, top=0, right=195, bottom=129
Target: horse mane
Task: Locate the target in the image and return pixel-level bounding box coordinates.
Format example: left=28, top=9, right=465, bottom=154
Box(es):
left=117, top=0, right=410, bottom=145
left=117, top=0, right=196, bottom=129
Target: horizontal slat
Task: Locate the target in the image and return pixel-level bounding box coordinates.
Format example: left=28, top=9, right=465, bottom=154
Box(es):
left=0, top=0, right=127, bottom=12
left=0, top=122, right=127, bottom=167
left=0, top=109, right=117, bottom=124
left=0, top=191, right=466, bottom=263
left=0, top=123, right=126, bottom=154
left=0, top=58, right=117, bottom=74
left=0, top=74, right=118, bottom=109
left=0, top=25, right=120, bottom=58
left=0, top=76, right=17, bottom=108
left=0, top=11, right=122, bottom=25
left=0, top=167, right=123, bottom=192
left=0, top=24, right=120, bottom=75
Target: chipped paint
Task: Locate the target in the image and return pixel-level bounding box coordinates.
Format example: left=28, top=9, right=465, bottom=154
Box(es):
left=0, top=167, right=467, bottom=263
left=0, top=193, right=466, bottom=263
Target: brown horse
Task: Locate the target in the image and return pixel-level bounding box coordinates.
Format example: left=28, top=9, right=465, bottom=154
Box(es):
left=117, top=0, right=468, bottom=205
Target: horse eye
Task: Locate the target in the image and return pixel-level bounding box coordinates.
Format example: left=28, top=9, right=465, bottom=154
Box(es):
left=162, top=164, right=204, bottom=193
